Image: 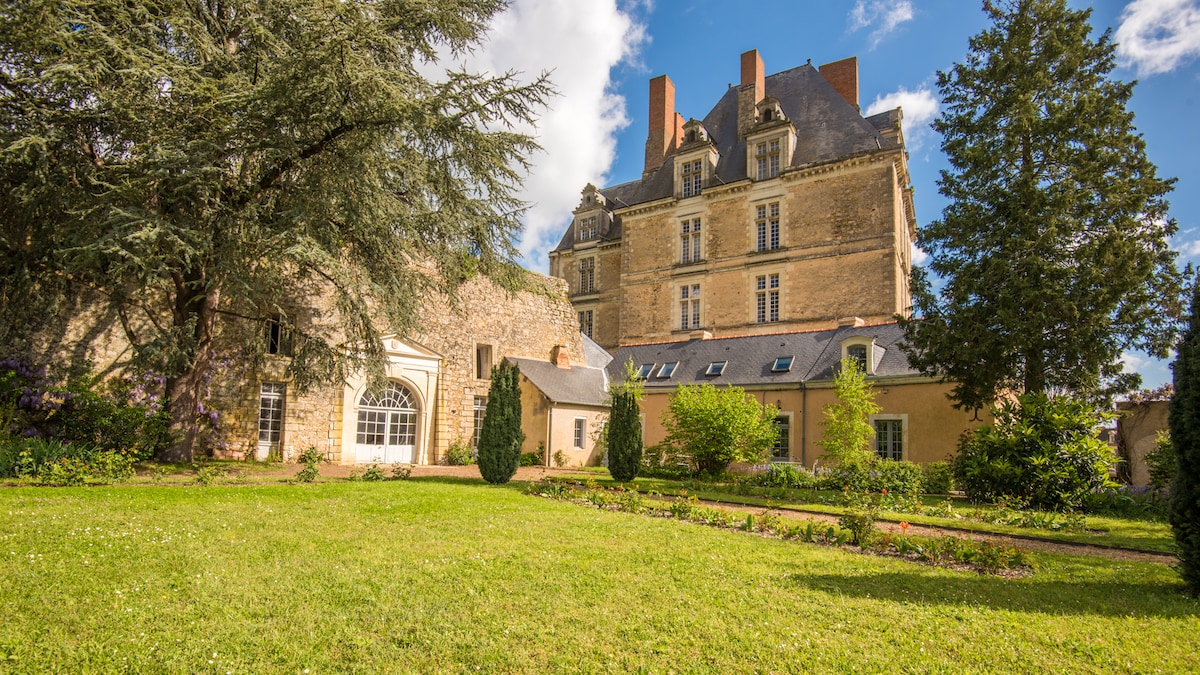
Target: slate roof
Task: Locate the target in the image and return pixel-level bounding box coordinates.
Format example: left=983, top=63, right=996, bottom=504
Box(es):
left=606, top=322, right=921, bottom=391
left=582, top=333, right=614, bottom=370
left=508, top=357, right=609, bottom=407
left=553, top=63, right=899, bottom=253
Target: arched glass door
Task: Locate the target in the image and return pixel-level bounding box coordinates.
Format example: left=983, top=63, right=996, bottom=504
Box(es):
left=355, top=382, right=418, bottom=464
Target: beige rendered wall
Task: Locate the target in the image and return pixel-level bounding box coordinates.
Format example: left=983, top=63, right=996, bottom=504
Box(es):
left=637, top=378, right=989, bottom=468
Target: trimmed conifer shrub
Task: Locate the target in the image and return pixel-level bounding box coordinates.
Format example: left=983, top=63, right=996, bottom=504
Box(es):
left=1171, top=279, right=1200, bottom=595
left=607, top=388, right=642, bottom=482
left=477, top=360, right=524, bottom=484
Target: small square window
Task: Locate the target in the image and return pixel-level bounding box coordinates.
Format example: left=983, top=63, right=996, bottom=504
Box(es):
left=772, top=356, right=794, bottom=372
left=636, top=363, right=655, bottom=379
left=657, top=362, right=678, bottom=378
left=705, top=361, right=727, bottom=376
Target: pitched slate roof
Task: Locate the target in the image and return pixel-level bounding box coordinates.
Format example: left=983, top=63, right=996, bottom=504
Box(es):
left=508, top=357, right=609, bottom=407
left=606, top=322, right=920, bottom=391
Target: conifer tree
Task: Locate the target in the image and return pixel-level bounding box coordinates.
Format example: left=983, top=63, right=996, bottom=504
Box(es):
left=1170, top=277, right=1200, bottom=595
left=0, top=0, right=549, bottom=461
left=477, top=360, right=524, bottom=484
left=899, top=0, right=1183, bottom=410
left=606, top=361, right=644, bottom=482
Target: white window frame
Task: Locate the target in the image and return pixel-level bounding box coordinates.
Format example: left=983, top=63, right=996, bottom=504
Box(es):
left=681, top=159, right=703, bottom=198
left=679, top=283, right=701, bottom=330
left=657, top=362, right=678, bottom=379
left=578, top=256, right=595, bottom=294
left=573, top=417, right=587, bottom=449
left=755, top=202, right=781, bottom=252
left=577, top=215, right=598, bottom=241
left=755, top=273, right=780, bottom=323
left=870, top=414, right=908, bottom=461
left=680, top=218, right=702, bottom=264
left=257, top=382, right=286, bottom=454
left=771, top=413, right=792, bottom=462
left=473, top=396, right=488, bottom=450
left=771, top=356, right=793, bottom=372
left=706, top=361, right=727, bottom=377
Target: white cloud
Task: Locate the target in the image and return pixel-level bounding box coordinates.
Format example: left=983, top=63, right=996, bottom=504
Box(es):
left=1121, top=351, right=1151, bottom=373
left=1116, top=0, right=1200, bottom=76
left=848, top=0, right=915, bottom=50
left=1174, top=237, right=1200, bottom=257
left=911, top=243, right=929, bottom=266
left=864, top=85, right=939, bottom=148
left=433, top=0, right=647, bottom=272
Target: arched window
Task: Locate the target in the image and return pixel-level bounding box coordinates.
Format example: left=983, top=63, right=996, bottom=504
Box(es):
left=356, top=382, right=419, bottom=463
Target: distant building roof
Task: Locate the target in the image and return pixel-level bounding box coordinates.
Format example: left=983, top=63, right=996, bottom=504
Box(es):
left=554, top=62, right=898, bottom=253
left=607, top=322, right=921, bottom=390
left=508, top=357, right=609, bottom=407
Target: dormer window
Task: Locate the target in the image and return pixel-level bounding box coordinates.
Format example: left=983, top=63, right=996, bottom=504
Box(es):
left=681, top=160, right=703, bottom=198
left=756, top=139, right=781, bottom=179
left=841, top=337, right=879, bottom=375
left=577, top=215, right=598, bottom=240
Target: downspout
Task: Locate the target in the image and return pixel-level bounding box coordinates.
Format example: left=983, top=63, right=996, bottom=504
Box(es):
left=800, top=380, right=808, bottom=468
left=545, top=400, right=554, bottom=468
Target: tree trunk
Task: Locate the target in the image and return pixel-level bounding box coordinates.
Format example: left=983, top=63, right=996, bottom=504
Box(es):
left=158, top=272, right=221, bottom=463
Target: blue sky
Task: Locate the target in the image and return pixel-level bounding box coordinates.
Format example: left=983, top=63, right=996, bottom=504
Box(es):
left=456, top=0, right=1200, bottom=390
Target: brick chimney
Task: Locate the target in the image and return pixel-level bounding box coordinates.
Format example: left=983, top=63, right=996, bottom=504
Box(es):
left=551, top=345, right=570, bottom=369
left=819, top=57, right=859, bottom=111
left=644, top=75, right=681, bottom=177
left=738, top=49, right=765, bottom=140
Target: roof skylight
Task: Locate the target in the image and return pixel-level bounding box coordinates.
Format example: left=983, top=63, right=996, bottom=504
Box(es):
left=771, top=356, right=794, bottom=372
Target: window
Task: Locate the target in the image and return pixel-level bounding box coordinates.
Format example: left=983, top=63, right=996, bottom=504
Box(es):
left=574, top=418, right=586, bottom=449
left=578, top=310, right=594, bottom=338
left=756, top=139, right=781, bottom=179
left=755, top=202, right=781, bottom=252
left=577, top=216, right=598, bottom=240
left=475, top=344, right=493, bottom=380
left=636, top=363, right=655, bottom=379
left=681, top=160, right=703, bottom=197
left=264, top=314, right=293, bottom=356
left=848, top=344, right=868, bottom=371
left=755, top=274, right=780, bottom=323
left=257, top=382, right=285, bottom=450
left=473, top=396, right=487, bottom=449
left=680, top=218, right=702, bottom=264
left=875, top=419, right=903, bottom=460
left=706, top=361, right=727, bottom=376
left=771, top=356, right=794, bottom=372
left=578, top=257, right=595, bottom=294
left=771, top=415, right=790, bottom=461
left=657, top=362, right=678, bottom=378
left=679, top=284, right=701, bottom=330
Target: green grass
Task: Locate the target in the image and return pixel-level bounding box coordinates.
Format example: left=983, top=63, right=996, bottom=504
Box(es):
left=621, top=478, right=1178, bottom=554
left=0, top=479, right=1197, bottom=673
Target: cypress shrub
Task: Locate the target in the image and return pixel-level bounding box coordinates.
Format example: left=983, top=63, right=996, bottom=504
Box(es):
left=1171, top=280, right=1200, bottom=595
left=477, top=360, right=524, bottom=484
left=607, top=388, right=642, bottom=482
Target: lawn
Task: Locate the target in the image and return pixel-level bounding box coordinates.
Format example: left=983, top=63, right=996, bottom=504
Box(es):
left=0, top=478, right=1197, bottom=673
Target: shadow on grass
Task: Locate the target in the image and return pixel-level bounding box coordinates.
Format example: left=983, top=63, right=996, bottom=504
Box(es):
left=788, top=569, right=1197, bottom=618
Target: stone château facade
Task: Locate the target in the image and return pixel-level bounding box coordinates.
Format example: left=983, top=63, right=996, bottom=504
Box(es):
left=549, top=50, right=917, bottom=350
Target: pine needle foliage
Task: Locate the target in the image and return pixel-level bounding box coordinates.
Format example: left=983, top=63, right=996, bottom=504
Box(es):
left=899, top=0, right=1184, bottom=410
left=0, top=0, right=551, bottom=460
left=606, top=360, right=644, bottom=482
left=1170, top=277, right=1200, bottom=595
left=477, top=360, right=523, bottom=485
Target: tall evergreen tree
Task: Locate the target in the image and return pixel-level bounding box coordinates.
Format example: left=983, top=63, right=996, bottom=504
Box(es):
left=477, top=360, right=523, bottom=485
left=899, top=0, right=1183, bottom=410
left=1170, top=277, right=1200, bottom=595
left=606, top=360, right=644, bottom=482
left=0, top=0, right=549, bottom=461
